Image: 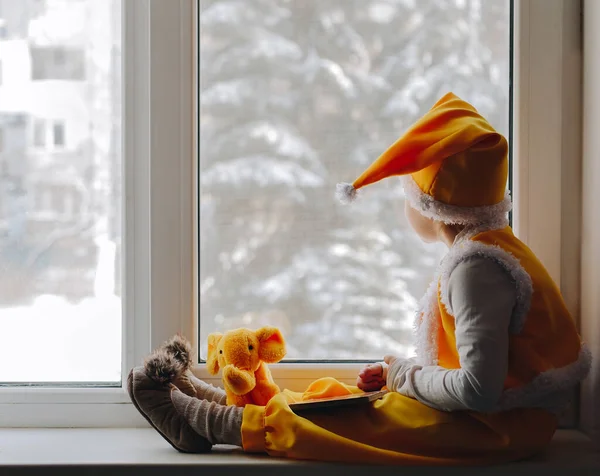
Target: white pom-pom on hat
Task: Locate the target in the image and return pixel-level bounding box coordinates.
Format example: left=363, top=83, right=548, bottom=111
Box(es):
left=336, top=182, right=357, bottom=204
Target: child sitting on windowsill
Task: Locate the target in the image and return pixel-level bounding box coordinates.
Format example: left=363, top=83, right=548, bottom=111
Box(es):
left=128, top=93, right=591, bottom=465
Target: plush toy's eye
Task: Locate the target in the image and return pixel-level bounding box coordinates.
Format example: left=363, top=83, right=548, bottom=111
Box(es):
left=219, top=350, right=223, bottom=354
left=248, top=345, right=254, bottom=351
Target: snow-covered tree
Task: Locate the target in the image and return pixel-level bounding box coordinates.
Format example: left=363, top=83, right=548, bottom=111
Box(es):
left=199, top=0, right=509, bottom=358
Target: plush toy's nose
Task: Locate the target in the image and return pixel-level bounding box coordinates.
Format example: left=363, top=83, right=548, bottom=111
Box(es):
left=222, top=364, right=256, bottom=396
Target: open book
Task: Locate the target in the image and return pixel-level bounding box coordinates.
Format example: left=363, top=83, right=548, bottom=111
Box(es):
left=288, top=389, right=388, bottom=412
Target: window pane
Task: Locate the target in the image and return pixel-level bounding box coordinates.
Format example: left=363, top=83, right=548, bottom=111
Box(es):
left=33, top=119, right=46, bottom=148
left=53, top=120, right=65, bottom=147
left=31, top=46, right=86, bottom=81
left=0, top=0, right=122, bottom=383
left=199, top=0, right=510, bottom=360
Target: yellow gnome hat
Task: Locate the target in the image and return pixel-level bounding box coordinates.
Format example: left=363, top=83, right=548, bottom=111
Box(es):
left=337, top=93, right=511, bottom=226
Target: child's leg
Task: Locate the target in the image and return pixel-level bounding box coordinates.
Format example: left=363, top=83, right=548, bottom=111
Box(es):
left=177, top=371, right=227, bottom=404
left=171, top=388, right=242, bottom=446
left=240, top=392, right=557, bottom=465
left=135, top=373, right=556, bottom=464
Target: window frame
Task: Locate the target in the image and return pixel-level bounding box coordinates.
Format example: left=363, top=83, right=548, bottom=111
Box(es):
left=194, top=0, right=589, bottom=405
left=0, top=0, right=593, bottom=432
left=580, top=0, right=600, bottom=444
left=0, top=0, right=195, bottom=427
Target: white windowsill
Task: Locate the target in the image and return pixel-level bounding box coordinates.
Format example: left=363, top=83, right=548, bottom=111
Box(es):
left=0, top=429, right=598, bottom=476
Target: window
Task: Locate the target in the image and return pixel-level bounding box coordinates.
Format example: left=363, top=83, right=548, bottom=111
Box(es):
left=53, top=120, right=65, bottom=147
left=0, top=0, right=195, bottom=428
left=33, top=119, right=46, bottom=148
left=0, top=0, right=592, bottom=432
left=0, top=0, right=121, bottom=384
left=30, top=46, right=86, bottom=81
left=32, top=119, right=67, bottom=149
left=198, top=0, right=510, bottom=360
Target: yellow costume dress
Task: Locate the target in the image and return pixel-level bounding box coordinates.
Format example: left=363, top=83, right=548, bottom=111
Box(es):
left=240, top=93, right=591, bottom=465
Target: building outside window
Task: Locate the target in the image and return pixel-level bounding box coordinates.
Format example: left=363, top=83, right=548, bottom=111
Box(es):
left=0, top=0, right=121, bottom=383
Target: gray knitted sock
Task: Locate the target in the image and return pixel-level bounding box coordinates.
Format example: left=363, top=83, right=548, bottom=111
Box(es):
left=185, top=371, right=227, bottom=404
left=171, top=387, right=243, bottom=446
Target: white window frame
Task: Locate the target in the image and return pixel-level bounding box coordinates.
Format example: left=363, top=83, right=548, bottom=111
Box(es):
left=0, top=0, right=595, bottom=435
left=0, top=0, right=195, bottom=427
left=512, top=0, right=584, bottom=429
left=581, top=0, right=600, bottom=444
left=512, top=0, right=583, bottom=322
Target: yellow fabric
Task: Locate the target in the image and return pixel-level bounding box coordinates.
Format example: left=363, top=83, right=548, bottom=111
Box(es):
left=351, top=93, right=508, bottom=207
left=436, top=227, right=583, bottom=388
left=238, top=228, right=584, bottom=465
left=280, top=377, right=364, bottom=403
left=241, top=382, right=557, bottom=465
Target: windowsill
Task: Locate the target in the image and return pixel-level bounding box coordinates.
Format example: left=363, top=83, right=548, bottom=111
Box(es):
left=0, top=429, right=598, bottom=476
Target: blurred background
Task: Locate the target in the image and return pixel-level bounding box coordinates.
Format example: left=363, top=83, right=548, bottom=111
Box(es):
left=0, top=0, right=122, bottom=382
left=199, top=0, right=510, bottom=360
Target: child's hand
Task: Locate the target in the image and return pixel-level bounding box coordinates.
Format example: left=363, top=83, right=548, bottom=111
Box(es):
left=357, top=362, right=387, bottom=392
left=356, top=355, right=400, bottom=391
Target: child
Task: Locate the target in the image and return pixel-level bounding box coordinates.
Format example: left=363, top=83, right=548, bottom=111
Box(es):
left=128, top=93, right=591, bottom=465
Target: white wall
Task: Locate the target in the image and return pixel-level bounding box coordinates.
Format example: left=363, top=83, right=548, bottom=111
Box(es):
left=0, top=40, right=32, bottom=110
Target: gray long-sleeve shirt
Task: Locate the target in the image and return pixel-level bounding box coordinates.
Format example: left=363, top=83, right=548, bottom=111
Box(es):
left=387, top=255, right=517, bottom=413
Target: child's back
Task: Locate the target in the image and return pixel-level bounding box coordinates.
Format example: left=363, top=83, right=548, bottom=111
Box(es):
left=434, top=225, right=590, bottom=412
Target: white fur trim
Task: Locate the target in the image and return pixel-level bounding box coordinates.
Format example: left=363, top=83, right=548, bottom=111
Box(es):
left=336, top=182, right=357, bottom=204
left=402, top=176, right=512, bottom=226
left=439, top=240, right=533, bottom=334
left=496, top=344, right=593, bottom=413
left=414, top=277, right=441, bottom=366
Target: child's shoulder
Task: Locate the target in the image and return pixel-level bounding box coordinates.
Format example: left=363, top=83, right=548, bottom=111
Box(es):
left=469, top=226, right=544, bottom=267
left=458, top=226, right=558, bottom=299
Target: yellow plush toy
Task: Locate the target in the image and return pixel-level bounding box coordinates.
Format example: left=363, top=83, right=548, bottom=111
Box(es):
left=206, top=326, right=286, bottom=407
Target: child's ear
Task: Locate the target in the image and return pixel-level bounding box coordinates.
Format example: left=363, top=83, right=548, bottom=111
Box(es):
left=255, top=327, right=286, bottom=363
left=206, top=333, right=223, bottom=375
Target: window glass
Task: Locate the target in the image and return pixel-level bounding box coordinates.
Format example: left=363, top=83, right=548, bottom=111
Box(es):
left=53, top=120, right=65, bottom=147
left=0, top=0, right=122, bottom=384
left=33, top=119, right=46, bottom=148
left=30, top=46, right=86, bottom=81
left=199, top=0, right=511, bottom=361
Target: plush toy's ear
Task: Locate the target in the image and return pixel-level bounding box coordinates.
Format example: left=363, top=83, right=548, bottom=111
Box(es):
left=206, top=333, right=223, bottom=375
left=255, top=327, right=286, bottom=363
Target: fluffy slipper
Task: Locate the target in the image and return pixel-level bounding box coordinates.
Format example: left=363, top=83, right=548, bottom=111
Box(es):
left=153, top=334, right=227, bottom=403
left=159, top=335, right=201, bottom=398
left=127, top=366, right=212, bottom=453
